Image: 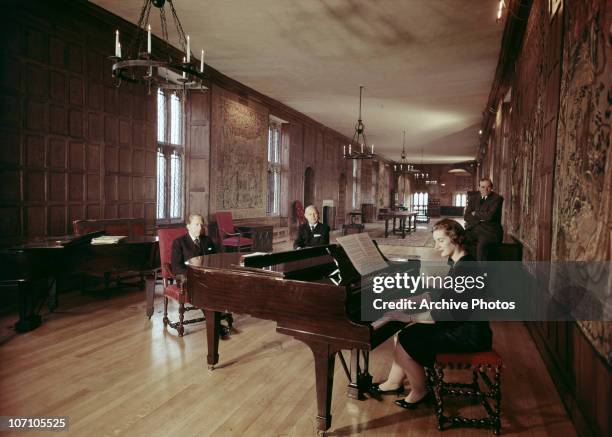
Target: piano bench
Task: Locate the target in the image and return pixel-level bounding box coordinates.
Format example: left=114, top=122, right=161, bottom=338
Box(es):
left=427, top=350, right=503, bottom=435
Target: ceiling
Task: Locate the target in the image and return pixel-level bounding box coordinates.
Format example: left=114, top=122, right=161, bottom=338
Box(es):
left=92, top=0, right=504, bottom=163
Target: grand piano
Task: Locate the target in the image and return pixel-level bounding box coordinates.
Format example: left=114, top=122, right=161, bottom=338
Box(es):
left=0, top=231, right=159, bottom=332
left=187, top=245, right=420, bottom=435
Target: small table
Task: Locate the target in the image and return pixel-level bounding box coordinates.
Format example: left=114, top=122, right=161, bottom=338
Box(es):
left=380, top=211, right=418, bottom=238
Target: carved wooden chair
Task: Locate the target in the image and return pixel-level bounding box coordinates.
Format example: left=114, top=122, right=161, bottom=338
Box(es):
left=427, top=350, right=503, bottom=435
left=294, top=200, right=307, bottom=225
left=157, top=226, right=204, bottom=336
left=214, top=211, right=253, bottom=253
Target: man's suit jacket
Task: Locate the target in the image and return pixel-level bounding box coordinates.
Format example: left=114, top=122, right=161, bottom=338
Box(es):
left=464, top=191, right=504, bottom=237
left=293, top=222, right=330, bottom=249
left=171, top=233, right=216, bottom=276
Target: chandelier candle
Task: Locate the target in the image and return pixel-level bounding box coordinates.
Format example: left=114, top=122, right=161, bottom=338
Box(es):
left=115, top=30, right=120, bottom=57
left=147, top=24, right=151, bottom=53
left=200, top=50, right=204, bottom=72
left=186, top=35, right=190, bottom=62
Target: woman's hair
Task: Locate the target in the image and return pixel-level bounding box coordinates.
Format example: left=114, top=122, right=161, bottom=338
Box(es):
left=432, top=218, right=466, bottom=247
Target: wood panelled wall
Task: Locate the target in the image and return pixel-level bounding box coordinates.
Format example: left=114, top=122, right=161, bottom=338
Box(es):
left=0, top=0, right=383, bottom=240
left=479, top=1, right=611, bottom=436
left=0, top=0, right=158, bottom=238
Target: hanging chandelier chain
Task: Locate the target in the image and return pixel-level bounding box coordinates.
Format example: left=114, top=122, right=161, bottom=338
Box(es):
left=159, top=7, right=171, bottom=61
left=168, top=0, right=189, bottom=57
left=358, top=86, right=363, bottom=120
left=131, top=0, right=152, bottom=57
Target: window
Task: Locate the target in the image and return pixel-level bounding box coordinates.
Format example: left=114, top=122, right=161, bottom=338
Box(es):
left=412, top=192, right=428, bottom=208
left=156, top=89, right=184, bottom=221
left=454, top=193, right=467, bottom=207
left=267, top=121, right=282, bottom=215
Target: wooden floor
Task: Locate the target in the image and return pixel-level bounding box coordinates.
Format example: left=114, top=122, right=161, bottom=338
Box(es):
left=0, top=238, right=577, bottom=436
left=0, top=293, right=575, bottom=436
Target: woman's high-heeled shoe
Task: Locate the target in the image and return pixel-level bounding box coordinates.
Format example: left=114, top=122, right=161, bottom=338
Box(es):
left=394, top=391, right=431, bottom=409
left=370, top=383, right=405, bottom=396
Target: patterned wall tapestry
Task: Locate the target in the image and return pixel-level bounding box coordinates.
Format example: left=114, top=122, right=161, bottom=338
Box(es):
left=507, top=0, right=548, bottom=261
left=377, top=161, right=390, bottom=208
left=215, top=98, right=268, bottom=217
left=551, top=0, right=611, bottom=363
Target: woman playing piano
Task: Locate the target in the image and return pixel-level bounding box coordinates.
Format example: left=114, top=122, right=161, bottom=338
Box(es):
left=371, top=218, right=493, bottom=409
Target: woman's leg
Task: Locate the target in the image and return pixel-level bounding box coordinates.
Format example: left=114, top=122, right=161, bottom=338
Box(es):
left=378, top=361, right=406, bottom=390
left=394, top=343, right=428, bottom=402
left=378, top=336, right=407, bottom=390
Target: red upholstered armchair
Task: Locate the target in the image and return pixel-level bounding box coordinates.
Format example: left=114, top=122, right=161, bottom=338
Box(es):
left=157, top=226, right=204, bottom=336
left=294, top=200, right=307, bottom=225
left=215, top=211, right=253, bottom=253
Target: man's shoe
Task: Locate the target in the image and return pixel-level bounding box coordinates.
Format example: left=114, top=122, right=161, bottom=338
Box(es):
left=220, top=325, right=231, bottom=340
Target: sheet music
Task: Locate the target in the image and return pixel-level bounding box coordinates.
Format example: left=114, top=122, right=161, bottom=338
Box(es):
left=336, top=233, right=389, bottom=275
left=90, top=235, right=127, bottom=245
left=371, top=311, right=435, bottom=330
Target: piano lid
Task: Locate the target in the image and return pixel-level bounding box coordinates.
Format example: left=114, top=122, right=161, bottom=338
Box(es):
left=187, top=247, right=338, bottom=281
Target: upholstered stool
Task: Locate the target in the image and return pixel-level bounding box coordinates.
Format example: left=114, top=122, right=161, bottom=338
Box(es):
left=427, top=350, right=503, bottom=435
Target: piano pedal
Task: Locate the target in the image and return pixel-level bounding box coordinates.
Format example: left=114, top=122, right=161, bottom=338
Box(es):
left=220, top=326, right=231, bottom=340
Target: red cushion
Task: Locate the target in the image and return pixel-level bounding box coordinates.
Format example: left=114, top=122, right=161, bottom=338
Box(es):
left=163, top=284, right=190, bottom=303
left=436, top=350, right=503, bottom=368
left=222, top=236, right=253, bottom=247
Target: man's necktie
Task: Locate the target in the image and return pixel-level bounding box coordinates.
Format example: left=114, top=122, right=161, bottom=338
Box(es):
left=194, top=237, right=201, bottom=250
left=480, top=197, right=485, bottom=204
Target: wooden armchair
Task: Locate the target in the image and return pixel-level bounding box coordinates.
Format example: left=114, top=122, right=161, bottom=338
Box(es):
left=214, top=211, right=253, bottom=253
left=157, top=227, right=204, bottom=336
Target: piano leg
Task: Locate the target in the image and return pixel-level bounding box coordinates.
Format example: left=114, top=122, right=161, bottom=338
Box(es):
left=15, top=281, right=42, bottom=333
left=145, top=274, right=155, bottom=319
left=204, top=310, right=220, bottom=370
left=305, top=341, right=336, bottom=435
left=47, top=278, right=58, bottom=312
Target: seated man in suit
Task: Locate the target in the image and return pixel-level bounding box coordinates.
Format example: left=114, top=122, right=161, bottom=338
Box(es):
left=464, top=178, right=504, bottom=261
left=171, top=214, right=216, bottom=278
left=294, top=205, right=331, bottom=249
left=171, top=214, right=232, bottom=337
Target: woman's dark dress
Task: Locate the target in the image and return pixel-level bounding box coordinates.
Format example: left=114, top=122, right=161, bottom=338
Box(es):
left=397, top=254, right=492, bottom=367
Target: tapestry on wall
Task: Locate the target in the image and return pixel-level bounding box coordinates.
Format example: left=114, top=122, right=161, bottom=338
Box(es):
left=551, top=0, right=611, bottom=364
left=216, top=98, right=268, bottom=218
left=377, top=161, right=390, bottom=208
left=507, top=0, right=548, bottom=261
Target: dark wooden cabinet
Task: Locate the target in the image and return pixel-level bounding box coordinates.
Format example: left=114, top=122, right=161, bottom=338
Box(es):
left=361, top=203, right=376, bottom=223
